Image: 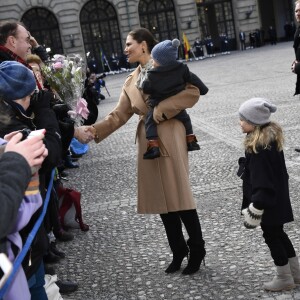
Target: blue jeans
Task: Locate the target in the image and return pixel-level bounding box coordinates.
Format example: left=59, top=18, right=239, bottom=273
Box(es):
left=28, top=261, right=48, bottom=300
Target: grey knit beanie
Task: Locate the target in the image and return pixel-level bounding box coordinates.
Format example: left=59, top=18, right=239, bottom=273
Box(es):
left=151, top=39, right=180, bottom=66
left=0, top=61, right=36, bottom=101
left=239, top=98, right=277, bottom=125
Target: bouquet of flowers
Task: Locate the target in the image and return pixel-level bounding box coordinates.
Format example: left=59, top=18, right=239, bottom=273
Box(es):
left=42, top=54, right=89, bottom=125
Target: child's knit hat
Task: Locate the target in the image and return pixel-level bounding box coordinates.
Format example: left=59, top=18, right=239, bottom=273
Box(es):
left=239, top=97, right=277, bottom=125
left=0, top=61, right=36, bottom=101
left=151, top=39, right=180, bottom=66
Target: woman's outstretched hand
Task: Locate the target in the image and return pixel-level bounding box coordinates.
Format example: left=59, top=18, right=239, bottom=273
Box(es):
left=74, top=126, right=96, bottom=144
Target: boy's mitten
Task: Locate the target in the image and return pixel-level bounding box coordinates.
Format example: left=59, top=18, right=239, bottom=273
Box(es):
left=241, top=203, right=264, bottom=229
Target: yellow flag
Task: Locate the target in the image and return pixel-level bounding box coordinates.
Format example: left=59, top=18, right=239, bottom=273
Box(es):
left=182, top=32, right=191, bottom=60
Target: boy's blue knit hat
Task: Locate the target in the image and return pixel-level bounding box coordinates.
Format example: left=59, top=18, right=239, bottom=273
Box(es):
left=0, top=61, right=36, bottom=101
left=239, top=97, right=277, bottom=125
left=151, top=39, right=180, bottom=66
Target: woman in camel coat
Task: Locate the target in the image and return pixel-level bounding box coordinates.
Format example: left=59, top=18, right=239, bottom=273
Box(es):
left=91, top=28, right=206, bottom=275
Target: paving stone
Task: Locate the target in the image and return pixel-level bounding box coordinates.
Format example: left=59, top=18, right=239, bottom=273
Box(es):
left=55, top=42, right=300, bottom=299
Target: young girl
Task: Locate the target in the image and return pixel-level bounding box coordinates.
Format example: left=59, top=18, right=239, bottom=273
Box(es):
left=238, top=97, right=300, bottom=291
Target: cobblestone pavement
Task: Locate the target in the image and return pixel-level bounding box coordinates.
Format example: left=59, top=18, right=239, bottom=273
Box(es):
left=56, top=42, right=300, bottom=300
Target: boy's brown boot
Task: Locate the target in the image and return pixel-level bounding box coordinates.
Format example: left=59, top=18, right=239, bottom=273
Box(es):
left=187, top=134, right=200, bottom=151
left=143, top=140, right=160, bottom=159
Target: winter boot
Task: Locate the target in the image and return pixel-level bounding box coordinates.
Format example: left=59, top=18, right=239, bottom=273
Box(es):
left=160, top=213, right=188, bottom=273
left=165, top=245, right=189, bottom=273
left=143, top=140, right=160, bottom=159
left=186, top=134, right=200, bottom=151
left=289, top=257, right=300, bottom=284
left=179, top=209, right=206, bottom=275
left=263, top=264, right=296, bottom=291
left=182, top=241, right=206, bottom=275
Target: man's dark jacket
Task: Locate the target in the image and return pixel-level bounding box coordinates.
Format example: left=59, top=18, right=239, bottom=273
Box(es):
left=293, top=26, right=300, bottom=95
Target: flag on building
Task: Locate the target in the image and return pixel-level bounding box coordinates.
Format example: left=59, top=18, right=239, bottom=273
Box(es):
left=182, top=32, right=191, bottom=61
left=100, top=47, right=112, bottom=71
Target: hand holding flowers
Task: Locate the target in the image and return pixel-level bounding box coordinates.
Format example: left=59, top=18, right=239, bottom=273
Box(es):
left=42, top=54, right=89, bottom=125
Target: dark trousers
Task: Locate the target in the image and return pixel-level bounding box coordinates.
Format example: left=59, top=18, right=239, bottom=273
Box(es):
left=196, top=47, right=204, bottom=57
left=261, top=224, right=296, bottom=266
left=240, top=41, right=246, bottom=50
left=160, top=209, right=205, bottom=254
left=44, top=186, right=61, bottom=235
left=145, top=108, right=193, bottom=140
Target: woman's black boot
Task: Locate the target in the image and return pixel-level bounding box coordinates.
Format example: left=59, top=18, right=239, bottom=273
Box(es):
left=165, top=246, right=189, bottom=273
left=160, top=212, right=188, bottom=273
left=179, top=209, right=206, bottom=275
left=182, top=245, right=206, bottom=275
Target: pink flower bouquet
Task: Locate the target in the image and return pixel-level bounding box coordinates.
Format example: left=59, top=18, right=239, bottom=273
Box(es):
left=42, top=54, right=89, bottom=125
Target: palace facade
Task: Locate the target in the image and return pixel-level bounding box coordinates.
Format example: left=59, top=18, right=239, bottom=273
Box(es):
left=0, top=0, right=294, bottom=71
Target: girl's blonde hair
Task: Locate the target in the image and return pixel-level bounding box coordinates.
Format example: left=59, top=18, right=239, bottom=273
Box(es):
left=244, top=121, right=284, bottom=153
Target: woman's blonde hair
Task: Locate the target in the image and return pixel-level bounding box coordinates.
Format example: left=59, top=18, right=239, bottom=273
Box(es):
left=27, top=54, right=43, bottom=66
left=244, top=121, right=284, bottom=153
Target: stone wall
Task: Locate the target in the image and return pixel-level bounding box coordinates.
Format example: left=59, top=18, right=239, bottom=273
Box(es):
left=0, top=0, right=289, bottom=57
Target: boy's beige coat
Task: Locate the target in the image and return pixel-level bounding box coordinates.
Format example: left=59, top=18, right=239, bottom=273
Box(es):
left=93, top=66, right=200, bottom=214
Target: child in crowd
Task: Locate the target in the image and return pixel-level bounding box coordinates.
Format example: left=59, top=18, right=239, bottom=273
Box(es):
left=141, top=38, right=208, bottom=159
left=238, top=97, right=300, bottom=291
left=0, top=61, right=47, bottom=300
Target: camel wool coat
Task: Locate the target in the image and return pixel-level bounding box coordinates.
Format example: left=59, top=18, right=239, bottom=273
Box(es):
left=93, top=65, right=200, bottom=214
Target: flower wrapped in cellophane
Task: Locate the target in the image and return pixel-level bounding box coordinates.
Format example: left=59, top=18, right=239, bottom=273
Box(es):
left=42, top=54, right=89, bottom=126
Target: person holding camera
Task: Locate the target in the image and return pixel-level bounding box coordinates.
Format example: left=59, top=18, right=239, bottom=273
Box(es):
left=0, top=132, right=47, bottom=241
left=0, top=60, right=49, bottom=300
left=0, top=21, right=79, bottom=298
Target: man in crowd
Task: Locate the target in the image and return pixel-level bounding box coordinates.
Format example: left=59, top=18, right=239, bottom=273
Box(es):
left=0, top=20, right=86, bottom=297
left=292, top=1, right=300, bottom=153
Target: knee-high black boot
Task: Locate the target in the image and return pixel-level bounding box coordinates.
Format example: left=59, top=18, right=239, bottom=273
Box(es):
left=179, top=209, right=206, bottom=275
left=160, top=213, right=189, bottom=273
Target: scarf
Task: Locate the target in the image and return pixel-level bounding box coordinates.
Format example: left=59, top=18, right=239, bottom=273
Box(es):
left=135, top=59, right=153, bottom=90
left=0, top=46, right=42, bottom=90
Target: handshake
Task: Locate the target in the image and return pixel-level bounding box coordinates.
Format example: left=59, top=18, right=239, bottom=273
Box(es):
left=74, top=126, right=96, bottom=144
left=242, top=203, right=264, bottom=229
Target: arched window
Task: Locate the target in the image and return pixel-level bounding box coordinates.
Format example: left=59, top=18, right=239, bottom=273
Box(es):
left=139, top=0, right=178, bottom=41
left=80, top=0, right=122, bottom=73
left=21, top=8, right=63, bottom=56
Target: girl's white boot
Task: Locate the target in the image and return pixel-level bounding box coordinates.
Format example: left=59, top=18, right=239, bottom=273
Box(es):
left=289, top=257, right=300, bottom=284
left=263, top=264, right=296, bottom=291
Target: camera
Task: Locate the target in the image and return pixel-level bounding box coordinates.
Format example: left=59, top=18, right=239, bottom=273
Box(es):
left=19, top=128, right=31, bottom=141
left=19, top=128, right=46, bottom=141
